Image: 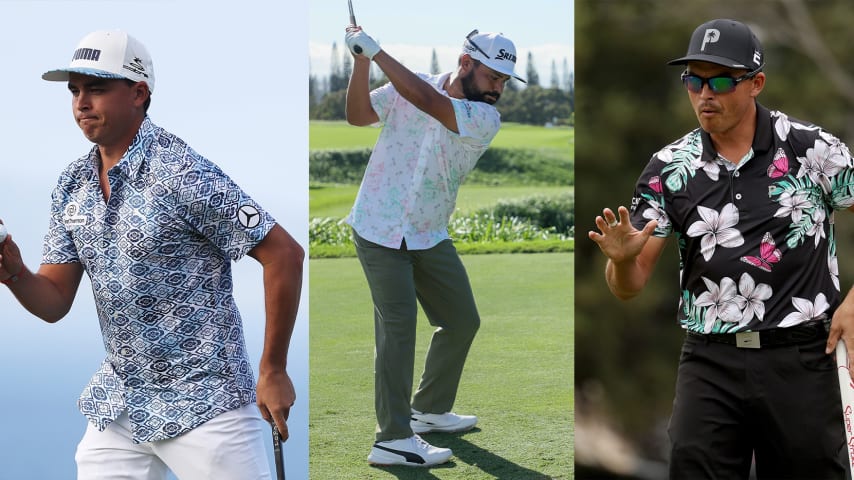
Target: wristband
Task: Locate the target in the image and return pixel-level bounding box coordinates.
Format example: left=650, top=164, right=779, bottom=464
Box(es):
left=2, top=272, right=19, bottom=285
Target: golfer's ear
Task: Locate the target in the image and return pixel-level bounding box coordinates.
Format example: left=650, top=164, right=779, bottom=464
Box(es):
left=459, top=54, right=476, bottom=74
left=749, top=72, right=765, bottom=97
left=134, top=82, right=151, bottom=106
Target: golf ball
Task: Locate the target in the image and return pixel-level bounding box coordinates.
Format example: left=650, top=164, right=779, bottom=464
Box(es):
left=0, top=224, right=7, bottom=243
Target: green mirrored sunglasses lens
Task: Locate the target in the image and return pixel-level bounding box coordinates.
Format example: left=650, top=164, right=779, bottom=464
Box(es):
left=708, top=76, right=737, bottom=93
left=683, top=76, right=703, bottom=92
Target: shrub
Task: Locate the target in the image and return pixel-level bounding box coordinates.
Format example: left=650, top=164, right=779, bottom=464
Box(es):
left=309, top=147, right=572, bottom=186
left=482, top=193, right=574, bottom=234
left=309, top=149, right=372, bottom=184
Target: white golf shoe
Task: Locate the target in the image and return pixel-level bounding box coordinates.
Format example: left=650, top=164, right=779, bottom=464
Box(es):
left=410, top=409, right=478, bottom=434
left=368, top=434, right=453, bottom=467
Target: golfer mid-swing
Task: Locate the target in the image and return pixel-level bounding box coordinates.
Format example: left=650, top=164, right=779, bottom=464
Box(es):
left=344, top=25, right=525, bottom=466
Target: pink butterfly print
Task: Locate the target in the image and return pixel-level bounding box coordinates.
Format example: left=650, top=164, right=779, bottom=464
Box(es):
left=649, top=176, right=663, bottom=193
left=740, top=232, right=782, bottom=272
left=767, top=148, right=789, bottom=179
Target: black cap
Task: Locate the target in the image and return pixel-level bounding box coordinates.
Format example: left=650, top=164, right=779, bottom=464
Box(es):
left=668, top=19, right=764, bottom=71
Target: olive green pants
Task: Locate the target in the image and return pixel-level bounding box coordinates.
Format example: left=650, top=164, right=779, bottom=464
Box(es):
left=354, top=232, right=480, bottom=442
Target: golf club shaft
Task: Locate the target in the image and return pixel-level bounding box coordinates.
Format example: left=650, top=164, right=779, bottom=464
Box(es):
left=272, top=425, right=286, bottom=480
left=347, top=0, right=363, bottom=53
left=835, top=341, right=854, bottom=475
left=348, top=0, right=357, bottom=26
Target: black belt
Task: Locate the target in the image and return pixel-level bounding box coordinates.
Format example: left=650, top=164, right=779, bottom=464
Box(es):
left=686, top=321, right=827, bottom=349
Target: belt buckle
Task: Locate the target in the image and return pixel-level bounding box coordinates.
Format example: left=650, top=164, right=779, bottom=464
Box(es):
left=736, top=331, right=760, bottom=349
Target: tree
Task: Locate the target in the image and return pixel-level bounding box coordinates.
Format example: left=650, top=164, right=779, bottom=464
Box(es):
left=561, top=58, right=572, bottom=92
left=312, top=89, right=347, bottom=120
left=525, top=52, right=540, bottom=86
left=430, top=49, right=441, bottom=75
left=550, top=59, right=560, bottom=89
left=309, top=73, right=319, bottom=116
left=497, top=85, right=571, bottom=125
left=342, top=51, right=353, bottom=84
left=328, top=42, right=347, bottom=93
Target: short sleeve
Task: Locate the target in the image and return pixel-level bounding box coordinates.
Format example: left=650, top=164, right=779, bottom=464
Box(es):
left=369, top=81, right=399, bottom=124
left=629, top=152, right=672, bottom=238
left=42, top=182, right=81, bottom=264
left=450, top=98, right=501, bottom=148
left=170, top=162, right=276, bottom=262
left=817, top=130, right=854, bottom=210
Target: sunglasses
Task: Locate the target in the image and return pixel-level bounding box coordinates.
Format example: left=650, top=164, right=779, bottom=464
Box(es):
left=466, top=29, right=491, bottom=59
left=681, top=70, right=759, bottom=94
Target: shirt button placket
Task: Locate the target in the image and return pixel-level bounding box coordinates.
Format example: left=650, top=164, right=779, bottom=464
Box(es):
left=731, top=170, right=742, bottom=202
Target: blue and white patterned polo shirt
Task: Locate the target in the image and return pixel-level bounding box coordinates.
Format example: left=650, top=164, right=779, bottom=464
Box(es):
left=42, top=117, right=275, bottom=443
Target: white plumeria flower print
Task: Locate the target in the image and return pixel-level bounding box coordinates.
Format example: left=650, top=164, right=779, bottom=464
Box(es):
left=656, top=147, right=673, bottom=163
left=806, top=207, right=827, bottom=248
left=695, top=276, right=746, bottom=333
left=773, top=112, right=791, bottom=141
left=773, top=191, right=811, bottom=224
left=736, top=272, right=772, bottom=328
left=686, top=203, right=744, bottom=261
left=829, top=253, right=840, bottom=291
left=797, top=139, right=848, bottom=193
left=779, top=293, right=829, bottom=327
left=642, top=199, right=669, bottom=232
left=691, top=156, right=720, bottom=182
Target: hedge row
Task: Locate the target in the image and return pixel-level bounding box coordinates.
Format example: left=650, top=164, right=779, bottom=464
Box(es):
left=310, top=194, right=574, bottom=247
left=309, top=147, right=573, bottom=186
left=481, top=193, right=574, bottom=235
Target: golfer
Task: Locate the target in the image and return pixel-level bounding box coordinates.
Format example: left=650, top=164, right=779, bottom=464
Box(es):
left=343, top=26, right=525, bottom=466
left=589, top=18, right=853, bottom=478
left=0, top=30, right=303, bottom=479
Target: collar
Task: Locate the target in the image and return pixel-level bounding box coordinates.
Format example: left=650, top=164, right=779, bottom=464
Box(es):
left=90, top=116, right=155, bottom=180
left=700, top=101, right=773, bottom=163
left=122, top=116, right=156, bottom=180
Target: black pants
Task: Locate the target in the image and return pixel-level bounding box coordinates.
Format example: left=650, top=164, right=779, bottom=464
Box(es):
left=668, top=334, right=848, bottom=479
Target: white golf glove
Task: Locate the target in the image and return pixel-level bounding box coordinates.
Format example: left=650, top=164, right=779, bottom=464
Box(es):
left=345, top=28, right=381, bottom=60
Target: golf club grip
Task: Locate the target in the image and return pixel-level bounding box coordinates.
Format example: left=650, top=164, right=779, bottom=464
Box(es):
left=272, top=426, right=286, bottom=480
left=835, top=341, right=854, bottom=475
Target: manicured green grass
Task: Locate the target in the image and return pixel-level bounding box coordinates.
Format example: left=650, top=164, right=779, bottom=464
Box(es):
left=309, top=253, right=574, bottom=479
left=491, top=123, right=574, bottom=151
left=310, top=184, right=573, bottom=219
left=310, top=121, right=573, bottom=151
left=309, top=120, right=381, bottom=150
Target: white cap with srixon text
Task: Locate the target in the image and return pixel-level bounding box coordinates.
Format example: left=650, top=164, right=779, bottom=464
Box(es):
left=42, top=30, right=155, bottom=91
left=462, top=30, right=526, bottom=83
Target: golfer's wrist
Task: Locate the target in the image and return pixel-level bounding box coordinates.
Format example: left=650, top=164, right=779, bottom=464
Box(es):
left=1, top=268, right=22, bottom=286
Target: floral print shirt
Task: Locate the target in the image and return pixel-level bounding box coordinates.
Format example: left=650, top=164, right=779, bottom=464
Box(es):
left=346, top=72, right=501, bottom=250
left=43, top=117, right=275, bottom=442
left=630, top=103, right=854, bottom=334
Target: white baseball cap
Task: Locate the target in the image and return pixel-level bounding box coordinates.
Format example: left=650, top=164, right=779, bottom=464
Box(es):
left=43, top=30, right=155, bottom=91
left=462, top=30, right=526, bottom=83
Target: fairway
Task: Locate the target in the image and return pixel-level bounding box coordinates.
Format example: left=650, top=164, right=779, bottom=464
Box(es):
left=491, top=122, right=574, bottom=150
left=310, top=184, right=573, bottom=219
left=310, top=120, right=573, bottom=151
left=309, top=253, right=574, bottom=479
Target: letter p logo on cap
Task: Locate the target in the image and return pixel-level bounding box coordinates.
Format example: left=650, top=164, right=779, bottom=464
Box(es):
left=701, top=28, right=720, bottom=51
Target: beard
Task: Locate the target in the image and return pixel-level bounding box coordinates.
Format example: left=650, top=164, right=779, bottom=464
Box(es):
left=461, top=68, right=500, bottom=104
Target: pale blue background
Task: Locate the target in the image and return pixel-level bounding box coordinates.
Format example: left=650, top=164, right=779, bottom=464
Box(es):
left=0, top=1, right=309, bottom=478
left=309, top=0, right=574, bottom=83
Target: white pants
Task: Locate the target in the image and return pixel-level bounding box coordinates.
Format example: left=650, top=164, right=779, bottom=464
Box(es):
left=75, top=404, right=272, bottom=480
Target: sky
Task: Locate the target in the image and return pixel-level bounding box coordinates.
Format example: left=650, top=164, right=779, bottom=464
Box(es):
left=309, top=0, right=574, bottom=85
left=0, top=1, right=308, bottom=478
